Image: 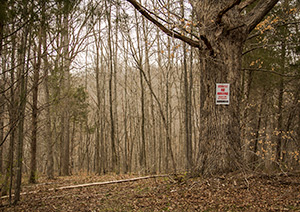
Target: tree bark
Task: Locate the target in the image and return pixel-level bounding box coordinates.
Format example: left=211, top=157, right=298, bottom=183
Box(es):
left=14, top=20, right=29, bottom=203
left=193, top=1, right=247, bottom=176
left=197, top=39, right=244, bottom=175
left=92, top=14, right=103, bottom=174
left=180, top=0, right=193, bottom=171
left=276, top=40, right=285, bottom=163
left=2, top=23, right=17, bottom=202
left=61, top=5, right=71, bottom=176
left=134, top=10, right=147, bottom=173
left=42, top=2, right=54, bottom=179
left=0, top=10, right=4, bottom=174
left=29, top=21, right=42, bottom=184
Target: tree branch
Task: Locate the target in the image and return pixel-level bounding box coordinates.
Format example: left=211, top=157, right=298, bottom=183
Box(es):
left=238, top=0, right=258, bottom=11
left=125, top=0, right=201, bottom=49
left=216, top=0, right=242, bottom=24
left=242, top=68, right=300, bottom=78
left=244, top=0, right=279, bottom=33
left=53, top=175, right=170, bottom=191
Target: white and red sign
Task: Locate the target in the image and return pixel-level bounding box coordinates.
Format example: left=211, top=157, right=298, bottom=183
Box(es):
left=216, top=83, right=230, bottom=105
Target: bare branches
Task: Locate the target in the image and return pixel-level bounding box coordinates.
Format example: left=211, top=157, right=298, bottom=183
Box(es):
left=125, top=0, right=201, bottom=49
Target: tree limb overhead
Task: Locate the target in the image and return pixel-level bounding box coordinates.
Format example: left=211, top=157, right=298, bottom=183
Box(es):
left=245, top=0, right=279, bottom=33
left=125, top=0, right=201, bottom=49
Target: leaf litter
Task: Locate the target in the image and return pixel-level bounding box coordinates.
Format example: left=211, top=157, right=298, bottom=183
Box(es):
left=1, top=172, right=299, bottom=211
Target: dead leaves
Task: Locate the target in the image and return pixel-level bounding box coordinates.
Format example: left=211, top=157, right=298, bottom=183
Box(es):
left=1, top=172, right=300, bottom=211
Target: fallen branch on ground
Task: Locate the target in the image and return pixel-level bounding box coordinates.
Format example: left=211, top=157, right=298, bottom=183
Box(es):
left=50, top=174, right=169, bottom=191
left=1, top=174, right=169, bottom=199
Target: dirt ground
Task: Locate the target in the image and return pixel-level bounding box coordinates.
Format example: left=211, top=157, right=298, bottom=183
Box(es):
left=1, top=172, right=300, bottom=211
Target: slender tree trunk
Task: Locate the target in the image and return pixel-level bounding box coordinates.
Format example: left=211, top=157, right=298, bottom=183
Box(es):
left=139, top=69, right=146, bottom=172
left=29, top=20, right=42, bottom=184
left=252, top=91, right=266, bottom=165
left=93, top=16, right=103, bottom=174
left=156, top=28, right=163, bottom=173
left=14, top=22, right=29, bottom=203
left=114, top=0, right=120, bottom=174
left=0, top=10, right=4, bottom=174
left=70, top=118, right=76, bottom=173
left=276, top=40, right=285, bottom=163
left=284, top=88, right=299, bottom=162
left=180, top=0, right=193, bottom=171
left=0, top=94, right=3, bottom=174
left=241, top=69, right=253, bottom=163
left=165, top=6, right=176, bottom=173
left=95, top=37, right=101, bottom=175
left=3, top=24, right=16, bottom=202
left=100, top=41, right=107, bottom=174
left=297, top=101, right=300, bottom=153
left=45, top=73, right=54, bottom=179
left=105, top=0, right=118, bottom=173
left=61, top=6, right=71, bottom=176
left=43, top=3, right=54, bottom=179
left=134, top=10, right=147, bottom=173
left=85, top=125, right=90, bottom=173
left=122, top=38, right=129, bottom=173
left=142, top=16, right=156, bottom=174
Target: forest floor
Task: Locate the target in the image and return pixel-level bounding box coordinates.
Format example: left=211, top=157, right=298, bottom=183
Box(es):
left=0, top=172, right=300, bottom=211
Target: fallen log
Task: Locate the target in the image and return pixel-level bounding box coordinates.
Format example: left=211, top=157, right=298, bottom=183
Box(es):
left=1, top=174, right=169, bottom=199
left=50, top=174, right=169, bottom=191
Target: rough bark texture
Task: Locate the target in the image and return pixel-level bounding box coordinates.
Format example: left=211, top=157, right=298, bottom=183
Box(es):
left=197, top=40, right=244, bottom=175
left=192, top=1, right=246, bottom=175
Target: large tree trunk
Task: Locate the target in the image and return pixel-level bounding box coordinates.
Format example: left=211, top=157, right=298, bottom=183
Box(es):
left=194, top=2, right=247, bottom=175
left=197, top=39, right=244, bottom=175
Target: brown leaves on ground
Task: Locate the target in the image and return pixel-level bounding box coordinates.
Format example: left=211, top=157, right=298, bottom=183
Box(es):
left=1, top=172, right=299, bottom=211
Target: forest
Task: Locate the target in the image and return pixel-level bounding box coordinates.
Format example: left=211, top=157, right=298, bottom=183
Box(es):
left=0, top=0, right=300, bottom=209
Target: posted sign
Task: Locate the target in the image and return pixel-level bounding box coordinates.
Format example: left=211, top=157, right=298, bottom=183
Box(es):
left=216, top=83, right=230, bottom=105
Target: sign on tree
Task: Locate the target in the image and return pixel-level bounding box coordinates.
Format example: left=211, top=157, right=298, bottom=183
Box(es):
left=216, top=83, right=230, bottom=105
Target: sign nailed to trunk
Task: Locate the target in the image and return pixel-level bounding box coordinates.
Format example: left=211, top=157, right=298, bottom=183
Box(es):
left=216, top=83, right=230, bottom=105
